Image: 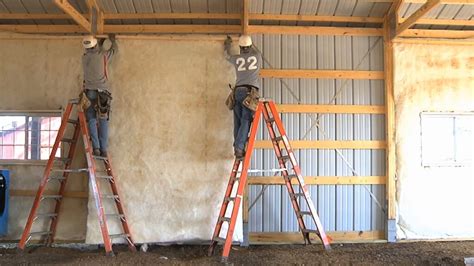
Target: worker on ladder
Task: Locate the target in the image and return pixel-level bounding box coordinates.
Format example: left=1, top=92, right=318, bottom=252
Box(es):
left=81, top=34, right=117, bottom=157
left=224, top=35, right=262, bottom=159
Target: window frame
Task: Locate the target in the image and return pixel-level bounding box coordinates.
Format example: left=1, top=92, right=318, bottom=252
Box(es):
left=0, top=110, right=63, bottom=164
left=420, top=111, right=474, bottom=168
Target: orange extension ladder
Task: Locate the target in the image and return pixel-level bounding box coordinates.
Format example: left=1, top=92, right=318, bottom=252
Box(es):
left=18, top=99, right=136, bottom=256
left=208, top=100, right=331, bottom=262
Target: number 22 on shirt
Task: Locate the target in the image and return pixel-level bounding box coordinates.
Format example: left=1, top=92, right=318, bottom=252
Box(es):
left=236, top=56, right=258, bottom=71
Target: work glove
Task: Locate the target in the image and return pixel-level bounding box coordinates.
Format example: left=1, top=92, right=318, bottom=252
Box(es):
left=224, top=35, right=232, bottom=47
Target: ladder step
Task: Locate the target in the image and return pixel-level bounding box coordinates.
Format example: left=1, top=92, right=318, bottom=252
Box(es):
left=273, top=136, right=283, bottom=142
left=30, top=231, right=52, bottom=236
left=106, top=214, right=125, bottom=219
left=219, top=217, right=231, bottom=223
left=231, top=176, right=240, bottom=181
left=279, top=155, right=290, bottom=162
left=224, top=197, right=236, bottom=202
left=52, top=168, right=89, bottom=173
left=267, top=117, right=275, bottom=123
left=61, top=138, right=75, bottom=143
left=93, top=155, right=108, bottom=160
left=48, top=176, right=66, bottom=181
left=36, top=213, right=58, bottom=219
left=69, top=98, right=80, bottom=104
left=302, top=229, right=319, bottom=234
left=286, top=174, right=298, bottom=180
left=294, top=193, right=305, bottom=197
left=109, top=233, right=129, bottom=239
left=54, top=157, right=71, bottom=163
left=41, top=195, right=62, bottom=200
left=97, top=175, right=113, bottom=180
left=213, top=237, right=226, bottom=243
left=102, top=194, right=119, bottom=200
left=298, top=211, right=312, bottom=216
left=67, top=119, right=78, bottom=125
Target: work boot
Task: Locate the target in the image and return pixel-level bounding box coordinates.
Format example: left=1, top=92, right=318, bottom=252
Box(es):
left=234, top=148, right=245, bottom=159
left=100, top=150, right=108, bottom=157
left=93, top=149, right=101, bottom=156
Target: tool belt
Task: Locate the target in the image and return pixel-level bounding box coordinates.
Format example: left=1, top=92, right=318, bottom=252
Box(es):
left=96, top=89, right=112, bottom=120
left=240, top=85, right=260, bottom=112
left=225, top=85, right=260, bottom=112
left=81, top=89, right=113, bottom=120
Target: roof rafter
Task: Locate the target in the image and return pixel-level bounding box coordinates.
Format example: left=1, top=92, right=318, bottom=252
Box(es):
left=395, top=0, right=441, bottom=37
left=53, top=0, right=91, bottom=33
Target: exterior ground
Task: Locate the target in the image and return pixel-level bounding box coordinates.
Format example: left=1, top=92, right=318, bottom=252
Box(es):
left=0, top=241, right=473, bottom=265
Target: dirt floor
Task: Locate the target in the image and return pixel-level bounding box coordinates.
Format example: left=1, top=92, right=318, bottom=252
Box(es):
left=0, top=241, right=473, bottom=265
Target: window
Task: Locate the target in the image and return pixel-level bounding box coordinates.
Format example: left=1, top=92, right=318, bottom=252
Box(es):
left=0, top=112, right=62, bottom=160
left=421, top=112, right=474, bottom=167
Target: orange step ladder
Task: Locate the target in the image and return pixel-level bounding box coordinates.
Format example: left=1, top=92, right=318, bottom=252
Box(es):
left=208, top=100, right=331, bottom=262
left=18, top=99, right=136, bottom=255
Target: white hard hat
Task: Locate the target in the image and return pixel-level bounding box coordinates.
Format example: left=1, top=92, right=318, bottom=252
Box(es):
left=239, top=35, right=252, bottom=47
left=82, top=35, right=97, bottom=49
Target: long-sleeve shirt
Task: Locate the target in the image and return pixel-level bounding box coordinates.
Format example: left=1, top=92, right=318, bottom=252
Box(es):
left=82, top=39, right=117, bottom=90
left=225, top=43, right=262, bottom=89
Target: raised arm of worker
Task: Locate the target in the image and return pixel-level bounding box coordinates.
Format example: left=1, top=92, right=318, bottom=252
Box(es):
left=224, top=36, right=235, bottom=62
left=102, top=34, right=118, bottom=63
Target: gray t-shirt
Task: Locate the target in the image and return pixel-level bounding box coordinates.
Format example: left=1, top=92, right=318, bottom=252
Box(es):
left=225, top=46, right=262, bottom=89
left=82, top=40, right=117, bottom=90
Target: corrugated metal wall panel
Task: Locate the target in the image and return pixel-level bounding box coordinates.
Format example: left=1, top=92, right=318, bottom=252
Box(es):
left=247, top=33, right=386, bottom=234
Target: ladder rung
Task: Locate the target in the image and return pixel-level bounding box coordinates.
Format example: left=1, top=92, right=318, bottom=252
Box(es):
left=224, top=197, right=236, bottom=202
left=294, top=193, right=305, bottom=197
left=273, top=136, right=283, bottom=142
left=67, top=119, right=78, bottom=125
left=97, top=175, right=113, bottom=180
left=54, top=157, right=71, bottom=163
left=30, top=231, right=52, bottom=236
left=219, top=217, right=231, bottom=223
left=302, top=229, right=319, bottom=234
left=231, top=176, right=240, bottom=181
left=93, top=155, right=108, bottom=160
left=35, top=213, right=58, bottom=219
left=267, top=117, right=275, bottom=123
left=102, top=194, right=119, bottom=199
left=106, top=214, right=125, bottom=219
left=48, top=176, right=66, bottom=181
left=41, top=195, right=62, bottom=200
left=298, top=211, right=312, bottom=216
left=61, top=138, right=75, bottom=143
left=109, top=233, right=129, bottom=239
left=286, top=174, right=298, bottom=179
left=213, top=237, right=226, bottom=243
left=69, top=98, right=80, bottom=104
left=52, top=168, right=89, bottom=173
left=279, top=155, right=290, bottom=162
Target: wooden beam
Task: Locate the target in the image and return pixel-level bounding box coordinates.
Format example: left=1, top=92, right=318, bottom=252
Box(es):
left=103, top=25, right=241, bottom=34
left=253, top=140, right=387, bottom=149
left=86, top=0, right=103, bottom=35
left=367, top=0, right=473, bottom=4
left=260, top=69, right=384, bottom=80
left=248, top=25, right=383, bottom=36
left=249, top=231, right=385, bottom=244
left=11, top=189, right=88, bottom=199
left=0, top=25, right=86, bottom=33
left=400, top=29, right=474, bottom=38
left=399, top=17, right=474, bottom=26
left=248, top=176, right=386, bottom=185
left=0, top=13, right=71, bottom=19
left=103, top=12, right=240, bottom=20
left=242, top=0, right=249, bottom=35
left=250, top=14, right=384, bottom=23
left=392, top=37, right=474, bottom=45
left=54, top=0, right=91, bottom=33
left=276, top=104, right=386, bottom=114
left=396, top=0, right=441, bottom=37
left=383, top=18, right=396, bottom=221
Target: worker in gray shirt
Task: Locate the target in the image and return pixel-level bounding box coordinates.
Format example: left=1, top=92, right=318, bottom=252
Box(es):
left=82, top=34, right=117, bottom=157
left=224, top=35, right=262, bottom=159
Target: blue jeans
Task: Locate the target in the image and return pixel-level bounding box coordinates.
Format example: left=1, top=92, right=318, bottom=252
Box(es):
left=233, top=87, right=255, bottom=151
left=85, top=90, right=109, bottom=152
